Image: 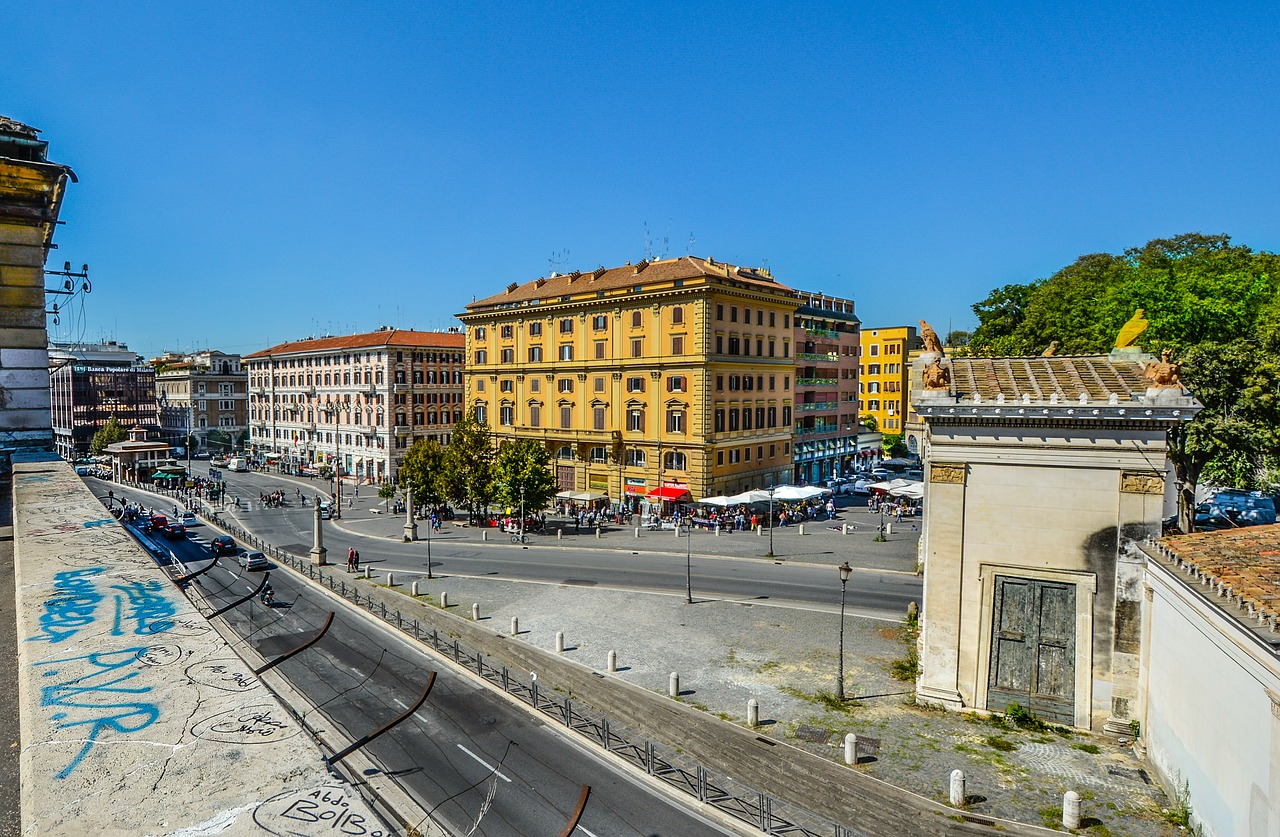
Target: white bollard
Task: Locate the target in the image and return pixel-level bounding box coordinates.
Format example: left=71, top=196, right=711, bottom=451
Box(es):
left=511, top=617, right=519, bottom=636
left=715, top=526, right=720, bottom=536
left=844, top=733, right=857, bottom=765
left=412, top=581, right=419, bottom=597
left=555, top=631, right=565, bottom=652
left=557, top=528, right=562, bottom=539
left=798, top=524, right=806, bottom=536
left=1062, top=791, right=1081, bottom=829
left=747, top=698, right=759, bottom=728
left=471, top=603, right=480, bottom=620
left=607, top=650, right=617, bottom=672
left=365, top=566, right=372, bottom=579
left=635, top=527, right=641, bottom=538
left=440, top=591, right=448, bottom=608
left=886, top=522, right=893, bottom=535
left=482, top=530, right=488, bottom=541
left=842, top=524, right=849, bottom=535
left=386, top=572, right=394, bottom=587
left=949, top=769, right=965, bottom=806
left=757, top=525, right=763, bottom=536
left=595, top=527, right=601, bottom=538
left=669, top=672, right=680, bottom=697
left=675, top=525, right=681, bottom=538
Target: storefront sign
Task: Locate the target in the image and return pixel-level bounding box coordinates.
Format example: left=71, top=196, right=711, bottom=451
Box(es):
left=589, top=479, right=608, bottom=491
left=624, top=477, right=646, bottom=495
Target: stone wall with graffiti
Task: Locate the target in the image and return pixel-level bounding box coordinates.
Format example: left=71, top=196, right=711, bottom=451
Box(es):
left=13, top=458, right=387, bottom=835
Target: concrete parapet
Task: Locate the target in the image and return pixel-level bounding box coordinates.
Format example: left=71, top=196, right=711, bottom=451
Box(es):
left=12, top=461, right=388, bottom=835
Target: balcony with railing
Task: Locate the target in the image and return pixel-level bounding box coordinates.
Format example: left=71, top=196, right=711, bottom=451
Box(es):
left=805, top=327, right=840, bottom=339
left=393, top=383, right=410, bottom=393
left=796, top=401, right=838, bottom=412
left=393, top=425, right=412, bottom=436
left=795, top=423, right=839, bottom=436
left=796, top=351, right=839, bottom=363
left=795, top=376, right=837, bottom=387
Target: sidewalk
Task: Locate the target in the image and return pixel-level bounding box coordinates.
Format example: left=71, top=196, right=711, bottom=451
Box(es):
left=223, top=473, right=1173, bottom=834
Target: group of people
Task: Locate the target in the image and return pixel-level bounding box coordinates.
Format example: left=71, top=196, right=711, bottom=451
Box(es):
left=345, top=546, right=362, bottom=572
left=868, top=495, right=917, bottom=520
left=259, top=490, right=289, bottom=508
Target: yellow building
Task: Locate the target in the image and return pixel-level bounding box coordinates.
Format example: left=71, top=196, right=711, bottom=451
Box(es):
left=857, top=326, right=922, bottom=434
left=458, top=257, right=798, bottom=505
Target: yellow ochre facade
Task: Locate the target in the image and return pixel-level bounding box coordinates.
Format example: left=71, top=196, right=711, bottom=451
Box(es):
left=459, top=257, right=799, bottom=504
left=858, top=325, right=922, bottom=434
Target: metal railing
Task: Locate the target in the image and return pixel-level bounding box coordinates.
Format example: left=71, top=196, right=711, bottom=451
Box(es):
left=796, top=352, right=838, bottom=363
left=796, top=401, right=838, bottom=412
left=795, top=377, right=837, bottom=387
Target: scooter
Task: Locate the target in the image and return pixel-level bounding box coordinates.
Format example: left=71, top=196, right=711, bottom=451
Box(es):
left=261, top=587, right=275, bottom=608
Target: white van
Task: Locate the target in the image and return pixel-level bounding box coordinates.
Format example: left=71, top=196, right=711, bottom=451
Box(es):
left=227, top=457, right=248, bottom=472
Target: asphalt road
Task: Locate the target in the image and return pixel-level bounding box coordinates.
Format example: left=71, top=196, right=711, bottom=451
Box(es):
left=137, top=517, right=741, bottom=837
left=208, top=471, right=922, bottom=621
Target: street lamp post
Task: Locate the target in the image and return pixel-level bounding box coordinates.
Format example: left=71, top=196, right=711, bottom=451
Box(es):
left=837, top=560, right=853, bottom=701
left=766, top=486, right=776, bottom=558
left=403, top=481, right=417, bottom=542
left=684, top=517, right=693, bottom=604
left=520, top=486, right=526, bottom=541
left=322, top=404, right=342, bottom=519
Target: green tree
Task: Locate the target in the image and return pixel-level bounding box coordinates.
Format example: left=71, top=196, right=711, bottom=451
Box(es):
left=882, top=433, right=908, bottom=458
left=491, top=439, right=557, bottom=515
left=438, top=410, right=494, bottom=521
left=206, top=429, right=231, bottom=452
left=966, top=233, right=1280, bottom=530
left=859, top=414, right=879, bottom=433
left=399, top=438, right=446, bottom=505
left=90, top=415, right=127, bottom=455
left=378, top=482, right=396, bottom=513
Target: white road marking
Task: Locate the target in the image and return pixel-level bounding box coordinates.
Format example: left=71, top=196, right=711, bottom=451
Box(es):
left=392, top=697, right=432, bottom=725
left=576, top=827, right=600, bottom=837
left=456, top=744, right=511, bottom=782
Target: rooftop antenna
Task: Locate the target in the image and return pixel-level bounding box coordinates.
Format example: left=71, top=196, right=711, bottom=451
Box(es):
left=687, top=232, right=695, bottom=256
left=643, top=222, right=654, bottom=261
left=548, top=249, right=570, bottom=275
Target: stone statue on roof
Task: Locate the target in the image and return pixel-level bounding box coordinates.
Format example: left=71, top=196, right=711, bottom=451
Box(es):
left=1115, top=308, right=1149, bottom=349
left=919, top=320, right=944, bottom=355
left=1145, top=349, right=1182, bottom=389
left=1041, top=341, right=1060, bottom=357
left=922, top=356, right=951, bottom=391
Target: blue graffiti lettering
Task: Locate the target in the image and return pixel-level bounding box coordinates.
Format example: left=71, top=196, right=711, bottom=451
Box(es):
left=35, top=648, right=160, bottom=779
left=82, top=518, right=114, bottom=529
left=110, top=581, right=177, bottom=637
left=28, top=568, right=106, bottom=645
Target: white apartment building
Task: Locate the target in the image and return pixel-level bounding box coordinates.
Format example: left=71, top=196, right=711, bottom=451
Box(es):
left=244, top=327, right=465, bottom=483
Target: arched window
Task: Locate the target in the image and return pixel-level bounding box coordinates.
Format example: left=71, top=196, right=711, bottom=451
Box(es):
left=664, top=451, right=687, bottom=470
left=626, top=449, right=646, bottom=467
left=557, top=445, right=574, bottom=460
left=671, top=306, right=684, bottom=324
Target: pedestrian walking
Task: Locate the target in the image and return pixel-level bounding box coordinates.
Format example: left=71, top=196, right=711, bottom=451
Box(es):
left=353, top=549, right=360, bottom=571
left=347, top=546, right=356, bottom=572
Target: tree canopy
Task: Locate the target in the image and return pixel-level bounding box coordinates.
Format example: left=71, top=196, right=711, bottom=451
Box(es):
left=398, top=438, right=446, bottom=505
left=437, top=411, right=494, bottom=519
left=966, top=233, right=1280, bottom=526
left=90, top=415, right=127, bottom=455
left=491, top=439, right=558, bottom=513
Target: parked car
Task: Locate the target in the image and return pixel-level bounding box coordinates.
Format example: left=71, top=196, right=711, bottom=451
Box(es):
left=237, top=550, right=269, bottom=571
left=210, top=536, right=236, bottom=555
left=851, top=478, right=873, bottom=495
left=181, top=510, right=197, bottom=525
left=163, top=522, right=187, bottom=540
left=870, top=469, right=890, bottom=480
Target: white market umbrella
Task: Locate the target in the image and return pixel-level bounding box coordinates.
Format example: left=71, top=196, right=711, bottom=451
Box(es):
left=697, top=495, right=734, bottom=506
left=771, top=484, right=829, bottom=501
left=890, top=482, right=925, bottom=500
left=724, top=490, right=773, bottom=505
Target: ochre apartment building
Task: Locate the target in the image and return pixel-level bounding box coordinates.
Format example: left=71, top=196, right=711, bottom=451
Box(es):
left=459, top=257, right=799, bottom=505
left=858, top=325, right=921, bottom=434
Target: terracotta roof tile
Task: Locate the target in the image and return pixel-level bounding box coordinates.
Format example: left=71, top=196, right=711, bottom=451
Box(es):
left=464, top=256, right=792, bottom=312
left=1154, top=524, right=1280, bottom=635
left=245, top=328, right=465, bottom=359
left=949, top=355, right=1152, bottom=403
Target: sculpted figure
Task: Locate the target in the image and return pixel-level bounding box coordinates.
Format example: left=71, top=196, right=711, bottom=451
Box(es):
left=1115, top=309, right=1149, bottom=349
left=1145, top=349, right=1181, bottom=388
left=1041, top=341, right=1059, bottom=356
left=922, top=357, right=951, bottom=391
left=918, top=320, right=944, bottom=355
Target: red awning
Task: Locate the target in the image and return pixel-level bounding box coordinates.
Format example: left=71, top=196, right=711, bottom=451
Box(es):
left=646, top=485, right=691, bottom=502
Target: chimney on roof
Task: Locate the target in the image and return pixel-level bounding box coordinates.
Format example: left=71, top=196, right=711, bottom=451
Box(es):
left=567, top=270, right=581, bottom=283
left=591, top=267, right=606, bottom=281
left=633, top=259, right=649, bottom=275
left=505, top=282, right=519, bottom=294
left=535, top=277, right=547, bottom=288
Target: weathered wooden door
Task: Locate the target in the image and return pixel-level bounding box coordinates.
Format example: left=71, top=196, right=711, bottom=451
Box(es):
left=556, top=465, right=575, bottom=492
left=987, top=577, right=1076, bottom=724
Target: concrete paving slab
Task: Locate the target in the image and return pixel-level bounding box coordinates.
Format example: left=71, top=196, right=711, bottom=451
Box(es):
left=12, top=461, right=390, bottom=835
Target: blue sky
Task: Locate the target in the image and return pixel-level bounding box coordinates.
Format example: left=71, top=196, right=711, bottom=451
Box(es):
left=8, top=2, right=1279, bottom=360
